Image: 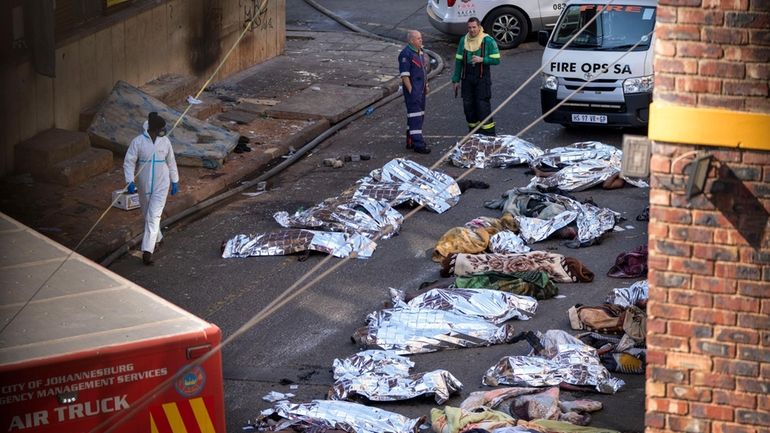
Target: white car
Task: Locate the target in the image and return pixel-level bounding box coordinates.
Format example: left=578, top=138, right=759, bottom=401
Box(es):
left=427, top=0, right=563, bottom=49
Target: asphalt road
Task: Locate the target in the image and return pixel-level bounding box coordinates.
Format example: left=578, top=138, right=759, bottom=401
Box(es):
left=110, top=1, right=649, bottom=432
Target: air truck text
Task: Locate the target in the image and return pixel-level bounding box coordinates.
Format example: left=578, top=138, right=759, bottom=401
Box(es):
left=7, top=395, right=129, bottom=431
left=550, top=62, right=633, bottom=75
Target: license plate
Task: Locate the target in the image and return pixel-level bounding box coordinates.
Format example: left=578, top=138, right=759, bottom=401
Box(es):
left=572, top=114, right=608, bottom=124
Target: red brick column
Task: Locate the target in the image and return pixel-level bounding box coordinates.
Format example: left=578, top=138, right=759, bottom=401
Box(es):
left=646, top=0, right=770, bottom=432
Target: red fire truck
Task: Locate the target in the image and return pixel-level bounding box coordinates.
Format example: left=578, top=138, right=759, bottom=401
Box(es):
left=0, top=213, right=226, bottom=433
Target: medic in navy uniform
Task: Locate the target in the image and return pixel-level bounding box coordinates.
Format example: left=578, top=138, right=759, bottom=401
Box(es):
left=399, top=30, right=431, bottom=154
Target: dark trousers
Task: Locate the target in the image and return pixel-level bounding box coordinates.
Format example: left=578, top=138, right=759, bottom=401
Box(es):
left=461, top=65, right=496, bottom=136
left=404, top=87, right=426, bottom=149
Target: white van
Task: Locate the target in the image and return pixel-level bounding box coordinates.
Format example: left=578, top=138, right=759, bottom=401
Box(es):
left=538, top=0, right=657, bottom=127
left=427, top=0, right=563, bottom=49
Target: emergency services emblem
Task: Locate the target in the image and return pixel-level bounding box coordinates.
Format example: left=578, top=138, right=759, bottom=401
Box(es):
left=175, top=366, right=206, bottom=397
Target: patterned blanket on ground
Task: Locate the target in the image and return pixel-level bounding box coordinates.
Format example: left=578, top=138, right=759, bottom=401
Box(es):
left=441, top=251, right=594, bottom=283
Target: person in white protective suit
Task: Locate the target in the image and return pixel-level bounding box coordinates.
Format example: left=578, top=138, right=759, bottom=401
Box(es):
left=123, top=112, right=179, bottom=265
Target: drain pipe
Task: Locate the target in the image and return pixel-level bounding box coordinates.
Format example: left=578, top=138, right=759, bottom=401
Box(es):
left=101, top=8, right=444, bottom=267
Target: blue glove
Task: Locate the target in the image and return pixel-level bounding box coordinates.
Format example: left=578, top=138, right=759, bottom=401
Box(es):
left=171, top=182, right=178, bottom=196
left=127, top=182, right=136, bottom=194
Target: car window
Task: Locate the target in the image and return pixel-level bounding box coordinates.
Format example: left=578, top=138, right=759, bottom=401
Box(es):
left=549, top=4, right=656, bottom=50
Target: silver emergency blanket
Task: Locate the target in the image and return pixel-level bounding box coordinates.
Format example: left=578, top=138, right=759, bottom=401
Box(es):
left=529, top=142, right=648, bottom=191
left=274, top=196, right=403, bottom=240
left=221, top=229, right=376, bottom=259
left=531, top=141, right=618, bottom=169
left=485, top=188, right=619, bottom=245
left=607, top=280, right=649, bottom=307
left=390, top=287, right=537, bottom=325
left=263, top=400, right=422, bottom=433
left=329, top=351, right=463, bottom=404
left=450, top=134, right=544, bottom=168
left=483, top=330, right=625, bottom=394
left=355, top=308, right=518, bottom=355
left=350, top=158, right=461, bottom=214
left=333, top=350, right=414, bottom=380
left=489, top=231, right=531, bottom=254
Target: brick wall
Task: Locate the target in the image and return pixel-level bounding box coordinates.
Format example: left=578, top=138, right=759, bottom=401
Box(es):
left=653, top=0, right=770, bottom=112
left=647, top=0, right=770, bottom=432
left=647, top=142, right=770, bottom=433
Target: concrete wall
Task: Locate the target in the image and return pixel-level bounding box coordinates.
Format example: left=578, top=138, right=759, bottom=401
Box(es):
left=646, top=0, right=770, bottom=431
left=0, top=0, right=286, bottom=177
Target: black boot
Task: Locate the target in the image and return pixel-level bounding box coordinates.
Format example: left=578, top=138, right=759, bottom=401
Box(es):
left=142, top=251, right=154, bottom=266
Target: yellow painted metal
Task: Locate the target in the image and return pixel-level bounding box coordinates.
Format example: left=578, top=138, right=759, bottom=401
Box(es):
left=649, top=102, right=770, bottom=150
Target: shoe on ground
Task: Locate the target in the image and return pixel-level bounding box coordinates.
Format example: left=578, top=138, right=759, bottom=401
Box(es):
left=414, top=147, right=431, bottom=154
left=142, top=251, right=154, bottom=266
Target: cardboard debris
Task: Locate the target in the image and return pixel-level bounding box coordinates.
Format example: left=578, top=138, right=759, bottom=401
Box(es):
left=87, top=81, right=238, bottom=169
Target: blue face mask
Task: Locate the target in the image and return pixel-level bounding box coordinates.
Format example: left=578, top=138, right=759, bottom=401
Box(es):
left=158, top=127, right=167, bottom=137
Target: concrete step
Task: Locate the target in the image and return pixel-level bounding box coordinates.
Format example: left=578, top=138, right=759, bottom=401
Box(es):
left=37, top=147, right=114, bottom=186
left=15, top=129, right=91, bottom=175
left=140, top=74, right=199, bottom=107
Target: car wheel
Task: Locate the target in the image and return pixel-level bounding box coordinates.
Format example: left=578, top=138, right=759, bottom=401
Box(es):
left=483, top=7, right=529, bottom=49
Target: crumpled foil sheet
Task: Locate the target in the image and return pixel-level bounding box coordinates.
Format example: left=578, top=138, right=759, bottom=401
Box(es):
left=606, top=280, right=648, bottom=307
left=528, top=159, right=648, bottom=192
left=390, top=287, right=537, bottom=325
left=350, top=158, right=461, bottom=214
left=531, top=141, right=618, bottom=169
left=333, top=350, right=415, bottom=380
left=273, top=195, right=403, bottom=240
left=482, top=330, right=625, bottom=394
left=450, top=134, right=544, bottom=168
left=262, top=400, right=423, bottom=433
left=329, top=368, right=463, bottom=404
left=529, top=142, right=648, bottom=191
left=487, top=188, right=619, bottom=244
left=330, top=350, right=462, bottom=404
left=221, top=229, right=376, bottom=259
left=355, top=308, right=518, bottom=355
left=489, top=231, right=531, bottom=254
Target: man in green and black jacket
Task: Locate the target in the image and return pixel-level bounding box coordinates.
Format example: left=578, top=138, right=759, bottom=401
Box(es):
left=452, top=17, right=501, bottom=136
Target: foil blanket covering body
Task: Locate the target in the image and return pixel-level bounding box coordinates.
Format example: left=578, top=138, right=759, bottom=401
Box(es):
left=359, top=308, right=518, bottom=355
left=531, top=141, right=619, bottom=169
left=390, top=287, right=538, bottom=325
left=489, top=231, right=531, bottom=254
left=332, top=350, right=415, bottom=380
left=264, top=399, right=422, bottom=433
left=329, top=366, right=463, bottom=404
left=607, top=280, right=649, bottom=307
left=221, top=230, right=376, bottom=259
left=528, top=141, right=648, bottom=191
left=274, top=195, right=403, bottom=239
left=450, top=134, right=544, bottom=168
left=352, top=158, right=461, bottom=214
left=223, top=159, right=458, bottom=260
left=487, top=188, right=619, bottom=244
left=483, top=330, right=625, bottom=394
left=331, top=350, right=462, bottom=404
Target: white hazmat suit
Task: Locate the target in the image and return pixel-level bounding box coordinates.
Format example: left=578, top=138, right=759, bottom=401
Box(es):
left=123, top=124, right=179, bottom=254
